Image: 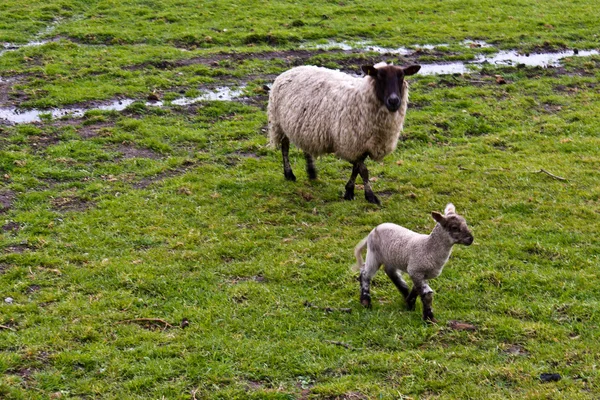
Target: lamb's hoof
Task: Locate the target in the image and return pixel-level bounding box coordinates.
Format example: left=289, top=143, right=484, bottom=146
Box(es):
left=307, top=170, right=317, bottom=180
left=423, top=311, right=437, bottom=324
left=343, top=190, right=355, bottom=201
left=360, top=295, right=372, bottom=308
left=365, top=192, right=381, bottom=205
left=284, top=171, right=297, bottom=181
left=406, top=302, right=416, bottom=311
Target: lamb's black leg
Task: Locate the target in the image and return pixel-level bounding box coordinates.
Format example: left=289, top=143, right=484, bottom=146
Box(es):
left=304, top=152, right=317, bottom=180
left=412, top=280, right=436, bottom=323
left=421, top=291, right=436, bottom=323
left=406, top=286, right=418, bottom=311
left=359, top=270, right=372, bottom=308
left=281, top=137, right=296, bottom=181
left=344, top=162, right=360, bottom=201
left=384, top=265, right=410, bottom=300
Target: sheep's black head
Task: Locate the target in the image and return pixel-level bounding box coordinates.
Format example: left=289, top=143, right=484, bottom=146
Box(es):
left=431, top=203, right=474, bottom=246
left=362, top=64, right=421, bottom=112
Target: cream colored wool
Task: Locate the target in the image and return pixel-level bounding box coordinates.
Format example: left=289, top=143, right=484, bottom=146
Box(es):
left=268, top=64, right=409, bottom=162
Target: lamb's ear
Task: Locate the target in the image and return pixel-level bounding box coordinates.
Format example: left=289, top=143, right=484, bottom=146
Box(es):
left=403, top=64, right=421, bottom=76
left=431, top=211, right=446, bottom=225
left=362, top=65, right=378, bottom=78
left=444, top=203, right=456, bottom=216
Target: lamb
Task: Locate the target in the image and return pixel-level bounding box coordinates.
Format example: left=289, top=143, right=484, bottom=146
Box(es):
left=354, top=203, right=473, bottom=322
left=268, top=62, right=420, bottom=205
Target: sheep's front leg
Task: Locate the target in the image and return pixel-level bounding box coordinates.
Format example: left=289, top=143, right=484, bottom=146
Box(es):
left=344, top=162, right=360, bottom=201
left=281, top=137, right=296, bottom=181
left=357, top=160, right=380, bottom=205
left=384, top=265, right=410, bottom=300
left=304, top=152, right=317, bottom=180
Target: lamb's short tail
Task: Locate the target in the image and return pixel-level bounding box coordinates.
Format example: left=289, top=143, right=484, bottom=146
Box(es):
left=353, top=236, right=368, bottom=271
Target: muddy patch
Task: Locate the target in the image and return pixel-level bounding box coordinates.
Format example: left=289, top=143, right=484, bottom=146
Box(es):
left=51, top=196, right=95, bottom=212
left=115, top=144, right=163, bottom=160
left=3, top=242, right=34, bottom=253
left=0, top=190, right=15, bottom=213
left=1, top=221, right=20, bottom=233
left=503, top=344, right=529, bottom=356
left=25, top=284, right=41, bottom=294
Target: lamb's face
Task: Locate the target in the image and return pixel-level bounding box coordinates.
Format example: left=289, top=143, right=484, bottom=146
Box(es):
left=362, top=64, right=421, bottom=112
left=444, top=215, right=474, bottom=246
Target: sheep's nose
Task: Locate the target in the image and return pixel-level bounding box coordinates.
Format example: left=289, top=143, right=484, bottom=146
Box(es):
left=464, top=236, right=474, bottom=246
left=386, top=95, right=400, bottom=111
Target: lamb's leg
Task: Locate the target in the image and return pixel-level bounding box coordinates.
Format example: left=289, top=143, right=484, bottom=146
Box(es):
left=304, top=152, right=317, bottom=180
left=344, top=162, right=360, bottom=201
left=357, top=160, right=380, bottom=205
left=281, top=137, right=296, bottom=181
left=406, top=286, right=418, bottom=311
left=413, top=280, right=436, bottom=323
left=384, top=265, right=410, bottom=300
left=359, top=251, right=379, bottom=308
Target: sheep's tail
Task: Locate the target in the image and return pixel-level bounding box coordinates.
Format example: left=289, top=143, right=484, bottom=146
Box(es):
left=353, top=236, right=369, bottom=271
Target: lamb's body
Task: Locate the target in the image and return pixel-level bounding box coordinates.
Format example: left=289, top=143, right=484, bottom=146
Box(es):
left=364, top=223, right=452, bottom=280
left=268, top=63, right=420, bottom=204
left=354, top=204, right=473, bottom=322
left=268, top=66, right=408, bottom=162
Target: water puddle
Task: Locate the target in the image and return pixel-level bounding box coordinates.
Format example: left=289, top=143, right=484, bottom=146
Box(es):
left=0, top=87, right=245, bottom=124
left=475, top=49, right=598, bottom=67
left=1, top=41, right=598, bottom=124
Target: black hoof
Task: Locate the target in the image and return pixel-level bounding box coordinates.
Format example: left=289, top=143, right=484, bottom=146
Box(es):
left=423, top=310, right=436, bottom=323
left=406, top=301, right=416, bottom=311
left=307, top=170, right=317, bottom=180
left=365, top=192, right=381, bottom=205
left=343, top=190, right=355, bottom=201
left=284, top=171, right=296, bottom=181
left=360, top=294, right=371, bottom=308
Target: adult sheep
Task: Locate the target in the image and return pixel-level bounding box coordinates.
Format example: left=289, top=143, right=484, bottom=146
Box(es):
left=268, top=62, right=421, bottom=205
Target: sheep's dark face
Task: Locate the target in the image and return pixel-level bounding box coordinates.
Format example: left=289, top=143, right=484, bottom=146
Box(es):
left=362, top=64, right=421, bottom=112
left=431, top=212, right=474, bottom=246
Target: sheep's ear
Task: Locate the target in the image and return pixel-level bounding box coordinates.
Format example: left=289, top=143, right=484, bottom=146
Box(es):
left=362, top=65, right=378, bottom=78
left=431, top=211, right=446, bottom=225
left=403, top=64, right=421, bottom=76
left=444, top=203, right=456, bottom=216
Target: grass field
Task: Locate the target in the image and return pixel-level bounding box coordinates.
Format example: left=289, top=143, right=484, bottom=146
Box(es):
left=1, top=1, right=600, bottom=399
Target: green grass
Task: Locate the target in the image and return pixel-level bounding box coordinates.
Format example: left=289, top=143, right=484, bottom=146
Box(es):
left=2, top=1, right=600, bottom=399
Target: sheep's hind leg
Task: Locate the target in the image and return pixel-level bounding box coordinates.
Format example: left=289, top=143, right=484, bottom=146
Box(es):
left=343, top=162, right=360, bottom=201
left=357, top=160, right=380, bottom=205
left=384, top=265, right=410, bottom=300
left=281, top=137, right=296, bottom=181
left=304, top=152, right=317, bottom=180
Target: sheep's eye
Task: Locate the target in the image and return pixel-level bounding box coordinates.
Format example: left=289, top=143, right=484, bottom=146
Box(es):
left=450, top=226, right=460, bottom=232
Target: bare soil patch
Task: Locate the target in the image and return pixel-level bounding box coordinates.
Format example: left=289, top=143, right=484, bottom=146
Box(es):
left=3, top=242, right=34, bottom=253
left=1, top=221, right=20, bottom=233
left=0, top=190, right=16, bottom=213
left=51, top=196, right=95, bottom=212
left=115, top=144, right=163, bottom=160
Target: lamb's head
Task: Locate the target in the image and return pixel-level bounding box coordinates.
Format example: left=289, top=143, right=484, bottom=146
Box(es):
left=431, top=203, right=474, bottom=246
left=362, top=63, right=421, bottom=112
